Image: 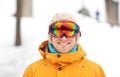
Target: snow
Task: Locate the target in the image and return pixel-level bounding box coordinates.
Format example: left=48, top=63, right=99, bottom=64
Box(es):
left=0, top=0, right=120, bottom=77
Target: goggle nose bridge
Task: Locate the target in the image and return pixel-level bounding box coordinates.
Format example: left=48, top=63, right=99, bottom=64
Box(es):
left=61, top=33, right=67, bottom=38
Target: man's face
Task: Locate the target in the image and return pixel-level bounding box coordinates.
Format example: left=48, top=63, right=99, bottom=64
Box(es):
left=49, top=21, right=80, bottom=53
left=51, top=36, right=76, bottom=53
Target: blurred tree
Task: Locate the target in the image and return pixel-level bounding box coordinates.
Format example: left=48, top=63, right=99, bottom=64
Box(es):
left=77, top=0, right=90, bottom=17
left=105, top=0, right=119, bottom=26
left=15, top=0, right=21, bottom=46
left=15, top=0, right=32, bottom=46
left=78, top=7, right=90, bottom=17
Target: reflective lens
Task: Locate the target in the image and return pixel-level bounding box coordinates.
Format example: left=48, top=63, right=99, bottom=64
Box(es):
left=49, top=21, right=80, bottom=38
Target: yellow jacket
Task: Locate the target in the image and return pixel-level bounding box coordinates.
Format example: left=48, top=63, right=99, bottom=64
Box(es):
left=23, top=40, right=106, bottom=77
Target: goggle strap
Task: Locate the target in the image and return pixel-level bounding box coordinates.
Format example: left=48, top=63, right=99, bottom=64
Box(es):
left=80, top=32, right=81, bottom=37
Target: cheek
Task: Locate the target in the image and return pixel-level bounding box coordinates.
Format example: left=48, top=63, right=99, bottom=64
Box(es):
left=69, top=38, right=76, bottom=43
left=70, top=38, right=77, bottom=46
left=51, top=38, right=58, bottom=45
left=70, top=40, right=76, bottom=46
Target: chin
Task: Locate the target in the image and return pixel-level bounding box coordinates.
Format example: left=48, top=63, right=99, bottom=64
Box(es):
left=58, top=50, right=69, bottom=53
left=58, top=48, right=71, bottom=53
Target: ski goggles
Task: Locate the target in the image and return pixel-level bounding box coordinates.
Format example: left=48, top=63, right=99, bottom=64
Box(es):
left=49, top=21, right=80, bottom=38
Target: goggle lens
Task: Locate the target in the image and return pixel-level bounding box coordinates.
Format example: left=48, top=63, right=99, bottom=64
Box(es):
left=49, top=21, right=80, bottom=38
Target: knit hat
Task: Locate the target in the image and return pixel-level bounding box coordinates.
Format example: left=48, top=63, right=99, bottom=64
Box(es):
left=49, top=12, right=78, bottom=25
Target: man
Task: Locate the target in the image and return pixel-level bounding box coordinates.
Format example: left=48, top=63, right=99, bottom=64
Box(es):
left=23, top=12, right=106, bottom=77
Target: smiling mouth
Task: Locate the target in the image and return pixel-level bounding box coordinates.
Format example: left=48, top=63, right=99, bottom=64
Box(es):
left=57, top=41, right=71, bottom=46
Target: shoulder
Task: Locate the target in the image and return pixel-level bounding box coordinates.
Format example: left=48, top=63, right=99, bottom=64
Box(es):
left=83, top=58, right=102, bottom=68
left=75, top=58, right=106, bottom=77
left=84, top=58, right=106, bottom=76
left=29, top=59, right=45, bottom=69
left=23, top=59, right=45, bottom=74
left=23, top=59, right=45, bottom=77
left=83, top=58, right=105, bottom=73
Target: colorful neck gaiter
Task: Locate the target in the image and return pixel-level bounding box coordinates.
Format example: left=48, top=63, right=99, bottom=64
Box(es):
left=48, top=42, right=78, bottom=54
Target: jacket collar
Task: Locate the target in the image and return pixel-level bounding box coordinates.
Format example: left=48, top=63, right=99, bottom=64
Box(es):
left=38, top=40, right=86, bottom=65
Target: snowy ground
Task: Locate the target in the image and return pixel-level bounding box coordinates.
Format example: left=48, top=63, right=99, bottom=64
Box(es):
left=0, top=0, right=120, bottom=77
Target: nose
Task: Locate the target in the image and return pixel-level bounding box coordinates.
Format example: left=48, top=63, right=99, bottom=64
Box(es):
left=61, top=36, right=67, bottom=40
